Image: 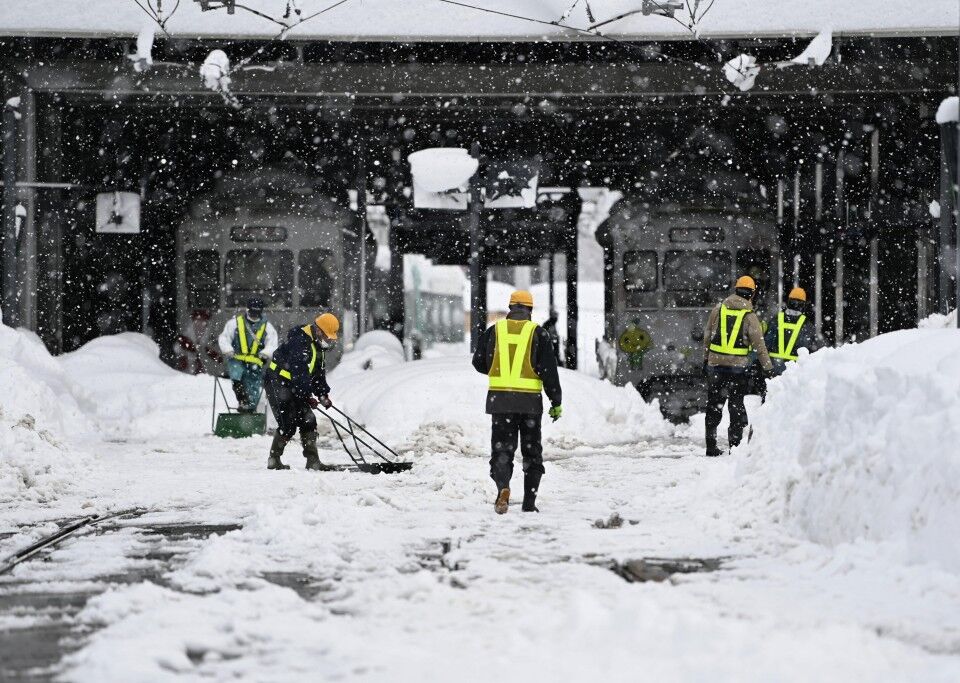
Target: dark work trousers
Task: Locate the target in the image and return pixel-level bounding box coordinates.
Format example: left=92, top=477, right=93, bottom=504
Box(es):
left=705, top=370, right=750, bottom=449
left=490, top=413, right=544, bottom=491
left=265, top=376, right=317, bottom=439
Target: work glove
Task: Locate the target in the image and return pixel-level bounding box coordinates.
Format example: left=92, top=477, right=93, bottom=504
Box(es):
left=223, top=350, right=234, bottom=360
left=258, top=352, right=270, bottom=361
left=307, top=396, right=320, bottom=410
left=319, top=394, right=333, bottom=409
left=762, top=367, right=775, bottom=381
left=548, top=404, right=562, bottom=422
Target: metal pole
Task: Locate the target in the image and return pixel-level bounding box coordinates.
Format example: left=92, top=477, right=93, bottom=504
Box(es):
left=835, top=245, right=844, bottom=343
left=869, top=237, right=879, bottom=337
left=2, top=97, right=18, bottom=327
left=548, top=251, right=555, bottom=311
left=19, top=90, right=36, bottom=330
left=468, top=141, right=483, bottom=352
left=356, top=140, right=367, bottom=336
left=814, top=252, right=823, bottom=341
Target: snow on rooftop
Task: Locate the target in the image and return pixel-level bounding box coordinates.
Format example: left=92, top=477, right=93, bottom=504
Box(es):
left=0, top=0, right=955, bottom=41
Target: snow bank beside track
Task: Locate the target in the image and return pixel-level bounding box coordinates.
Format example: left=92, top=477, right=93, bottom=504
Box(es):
left=329, top=354, right=674, bottom=455
left=0, top=324, right=92, bottom=505
left=59, top=333, right=211, bottom=438
left=737, top=329, right=960, bottom=570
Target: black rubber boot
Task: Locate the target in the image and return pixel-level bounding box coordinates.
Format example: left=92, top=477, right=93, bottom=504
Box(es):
left=302, top=431, right=335, bottom=471
left=705, top=436, right=722, bottom=457
left=233, top=381, right=251, bottom=411
left=267, top=432, right=291, bottom=470
left=522, top=472, right=541, bottom=512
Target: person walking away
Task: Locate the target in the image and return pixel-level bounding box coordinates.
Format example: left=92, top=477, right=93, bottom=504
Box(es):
left=218, top=297, right=278, bottom=413
left=263, top=313, right=340, bottom=471
left=765, top=287, right=820, bottom=377
left=703, top=276, right=773, bottom=457
left=472, top=290, right=562, bottom=514
left=542, top=308, right=563, bottom=367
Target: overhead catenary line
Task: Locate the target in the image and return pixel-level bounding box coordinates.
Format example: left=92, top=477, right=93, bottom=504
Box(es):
left=432, top=0, right=748, bottom=83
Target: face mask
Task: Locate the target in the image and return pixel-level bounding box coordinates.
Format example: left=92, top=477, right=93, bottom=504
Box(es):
left=247, top=311, right=262, bottom=322
left=319, top=339, right=332, bottom=350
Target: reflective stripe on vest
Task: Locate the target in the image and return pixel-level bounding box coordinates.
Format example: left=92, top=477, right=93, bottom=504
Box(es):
left=234, top=316, right=267, bottom=366
left=488, top=319, right=543, bottom=393
left=268, top=326, right=319, bottom=380
left=708, top=305, right=751, bottom=356
left=769, top=312, right=807, bottom=361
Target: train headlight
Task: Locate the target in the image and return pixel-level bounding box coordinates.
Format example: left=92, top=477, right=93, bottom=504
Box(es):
left=618, top=327, right=651, bottom=354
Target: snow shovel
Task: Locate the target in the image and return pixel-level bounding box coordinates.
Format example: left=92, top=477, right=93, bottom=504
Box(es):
left=314, top=405, right=412, bottom=474
left=212, top=377, right=266, bottom=438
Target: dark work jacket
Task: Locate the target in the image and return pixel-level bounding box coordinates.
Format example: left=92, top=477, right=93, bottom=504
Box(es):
left=472, top=311, right=562, bottom=415
left=268, top=325, right=331, bottom=400
left=764, top=308, right=820, bottom=376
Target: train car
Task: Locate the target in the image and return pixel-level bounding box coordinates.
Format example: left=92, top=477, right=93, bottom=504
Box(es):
left=174, top=168, right=355, bottom=375
left=596, top=181, right=779, bottom=420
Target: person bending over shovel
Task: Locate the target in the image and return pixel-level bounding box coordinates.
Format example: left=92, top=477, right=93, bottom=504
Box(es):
left=472, top=290, right=562, bottom=514
left=264, top=313, right=340, bottom=471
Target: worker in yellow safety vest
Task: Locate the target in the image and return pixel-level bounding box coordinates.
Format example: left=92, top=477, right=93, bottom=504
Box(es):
left=702, top=276, right=773, bottom=457
left=472, top=290, right=562, bottom=514
left=218, top=297, right=279, bottom=413
left=764, top=286, right=821, bottom=376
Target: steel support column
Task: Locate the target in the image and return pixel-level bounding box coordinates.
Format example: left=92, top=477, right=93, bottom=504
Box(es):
left=2, top=94, right=18, bottom=327
left=355, top=137, right=368, bottom=336
left=468, top=141, right=484, bottom=352
left=17, top=90, right=36, bottom=330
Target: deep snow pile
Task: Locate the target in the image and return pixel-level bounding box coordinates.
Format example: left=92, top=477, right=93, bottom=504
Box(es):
left=329, top=350, right=674, bottom=455
left=59, top=332, right=212, bottom=437
left=334, top=330, right=406, bottom=380
left=918, top=308, right=957, bottom=329
left=0, top=324, right=92, bottom=505
left=736, top=329, right=960, bottom=570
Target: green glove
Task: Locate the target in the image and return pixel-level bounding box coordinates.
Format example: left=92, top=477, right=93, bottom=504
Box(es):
left=549, top=405, right=562, bottom=422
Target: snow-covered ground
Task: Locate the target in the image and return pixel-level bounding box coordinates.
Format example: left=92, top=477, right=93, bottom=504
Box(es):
left=2, top=327, right=960, bottom=681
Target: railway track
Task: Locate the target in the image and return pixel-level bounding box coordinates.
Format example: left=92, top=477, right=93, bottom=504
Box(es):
left=0, top=511, right=242, bottom=682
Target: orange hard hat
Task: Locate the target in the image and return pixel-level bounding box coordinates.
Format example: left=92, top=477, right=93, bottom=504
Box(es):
left=509, top=290, right=534, bottom=308
left=735, top=275, right=756, bottom=290
left=314, top=312, right=339, bottom=340
left=788, top=287, right=807, bottom=302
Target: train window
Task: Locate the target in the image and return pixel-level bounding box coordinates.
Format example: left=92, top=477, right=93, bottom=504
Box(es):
left=663, top=250, right=732, bottom=292
left=231, top=226, right=288, bottom=243
left=623, top=251, right=658, bottom=300
left=224, top=249, right=294, bottom=307
left=298, top=248, right=336, bottom=307
left=185, top=249, right=220, bottom=309
left=670, top=227, right=724, bottom=243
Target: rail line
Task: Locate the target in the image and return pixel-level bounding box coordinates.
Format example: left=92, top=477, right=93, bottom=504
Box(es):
left=0, top=508, right=149, bottom=576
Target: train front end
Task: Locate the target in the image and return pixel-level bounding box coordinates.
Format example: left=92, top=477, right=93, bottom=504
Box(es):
left=597, top=200, right=778, bottom=421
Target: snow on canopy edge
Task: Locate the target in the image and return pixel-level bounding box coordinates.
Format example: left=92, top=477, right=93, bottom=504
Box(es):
left=0, top=0, right=956, bottom=41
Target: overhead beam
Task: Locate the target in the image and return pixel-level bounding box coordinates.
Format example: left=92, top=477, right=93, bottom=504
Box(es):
left=20, top=59, right=953, bottom=103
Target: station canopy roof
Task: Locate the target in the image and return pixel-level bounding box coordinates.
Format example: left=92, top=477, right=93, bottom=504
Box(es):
left=0, top=0, right=955, bottom=42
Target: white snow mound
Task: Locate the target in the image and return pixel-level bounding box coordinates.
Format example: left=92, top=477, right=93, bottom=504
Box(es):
left=0, top=325, right=92, bottom=505
left=330, top=355, right=673, bottom=455
left=736, top=329, right=960, bottom=571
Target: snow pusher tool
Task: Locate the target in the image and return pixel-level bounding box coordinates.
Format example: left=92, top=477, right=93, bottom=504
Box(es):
left=315, top=405, right=412, bottom=474
left=212, top=377, right=266, bottom=438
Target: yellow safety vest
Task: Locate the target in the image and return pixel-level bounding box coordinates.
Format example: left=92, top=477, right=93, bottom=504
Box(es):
left=268, top=325, right=320, bottom=380
left=234, top=315, right=267, bottom=366
left=769, top=311, right=807, bottom=361
left=488, top=319, right=543, bottom=394
left=708, top=305, right=751, bottom=356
